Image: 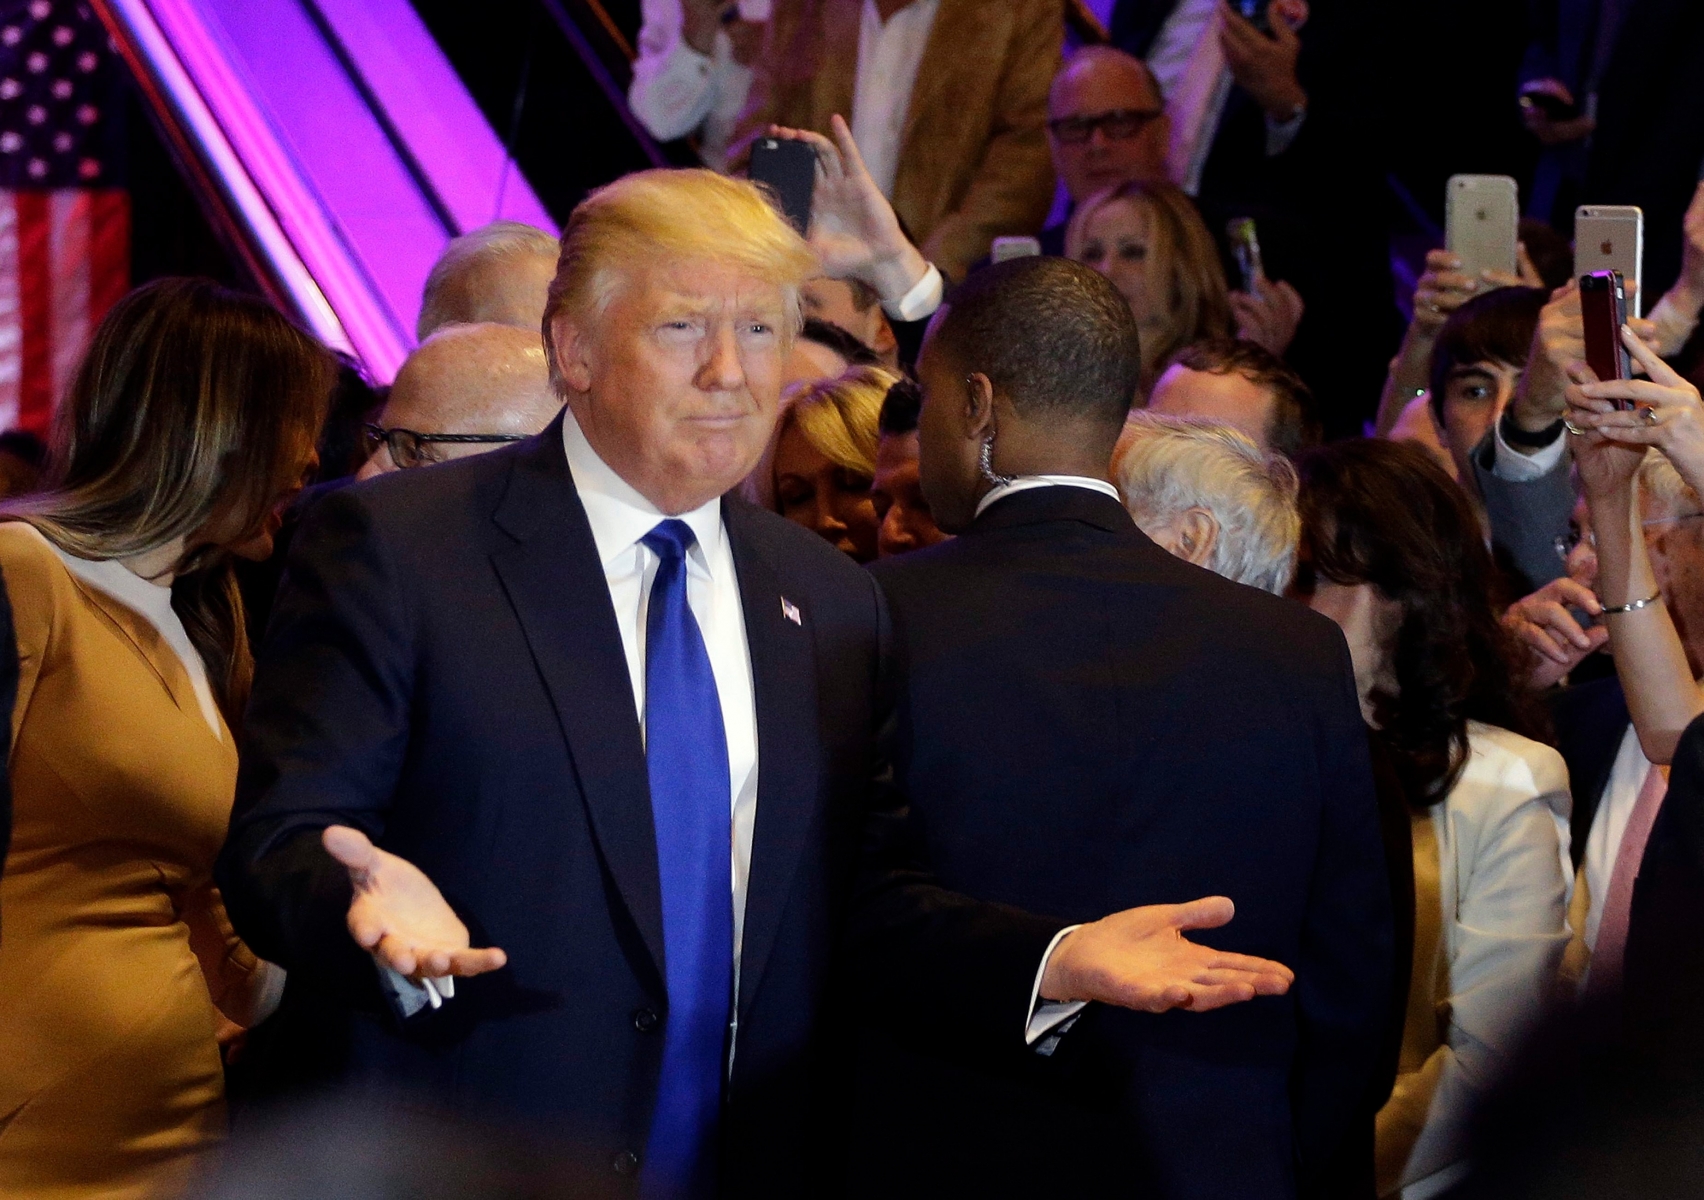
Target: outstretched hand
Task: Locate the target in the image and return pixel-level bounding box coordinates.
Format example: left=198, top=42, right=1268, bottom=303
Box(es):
left=766, top=114, right=930, bottom=305
left=323, top=825, right=508, bottom=982
left=1039, top=896, right=1293, bottom=1013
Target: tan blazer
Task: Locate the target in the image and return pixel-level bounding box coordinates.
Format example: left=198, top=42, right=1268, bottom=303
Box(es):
left=734, top=0, right=1062, bottom=280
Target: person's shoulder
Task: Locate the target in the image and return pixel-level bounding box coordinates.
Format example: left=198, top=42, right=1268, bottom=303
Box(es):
left=304, top=446, right=523, bottom=546
left=0, top=521, right=71, bottom=603
left=726, top=495, right=873, bottom=593
left=1459, top=721, right=1571, bottom=822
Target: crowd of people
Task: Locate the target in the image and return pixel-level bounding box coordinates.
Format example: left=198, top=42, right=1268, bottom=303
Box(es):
left=1, top=1, right=1704, bottom=1198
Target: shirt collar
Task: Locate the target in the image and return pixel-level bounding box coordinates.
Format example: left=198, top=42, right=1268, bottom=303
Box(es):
left=973, top=475, right=1122, bottom=519
left=561, top=408, right=725, bottom=569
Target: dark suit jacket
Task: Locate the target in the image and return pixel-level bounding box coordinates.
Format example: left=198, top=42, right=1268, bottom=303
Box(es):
left=1623, top=711, right=1704, bottom=1067
left=215, top=415, right=1062, bottom=1195
left=855, top=487, right=1393, bottom=1200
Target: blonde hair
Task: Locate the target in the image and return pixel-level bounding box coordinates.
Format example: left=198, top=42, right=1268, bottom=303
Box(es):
left=1066, top=180, right=1230, bottom=382
left=541, top=169, right=819, bottom=393
left=744, top=365, right=897, bottom=509
left=1115, top=411, right=1300, bottom=594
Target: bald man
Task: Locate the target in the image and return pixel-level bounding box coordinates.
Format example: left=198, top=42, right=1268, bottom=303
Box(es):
left=415, top=222, right=560, bottom=340
left=357, top=323, right=563, bottom=480
left=1036, top=47, right=1170, bottom=255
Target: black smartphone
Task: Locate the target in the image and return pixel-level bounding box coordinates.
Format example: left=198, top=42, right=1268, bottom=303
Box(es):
left=1579, top=269, right=1632, bottom=402
left=749, top=138, right=816, bottom=235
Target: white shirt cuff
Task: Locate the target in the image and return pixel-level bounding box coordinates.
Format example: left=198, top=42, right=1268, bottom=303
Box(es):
left=1264, top=106, right=1306, bottom=157
left=1026, top=924, right=1087, bottom=1056
left=377, top=961, right=455, bottom=1019
left=628, top=33, right=719, bottom=143
left=1491, top=415, right=1568, bottom=481
left=881, top=262, right=944, bottom=324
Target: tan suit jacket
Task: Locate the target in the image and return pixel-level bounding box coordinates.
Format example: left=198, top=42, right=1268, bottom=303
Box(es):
left=734, top=0, right=1061, bottom=280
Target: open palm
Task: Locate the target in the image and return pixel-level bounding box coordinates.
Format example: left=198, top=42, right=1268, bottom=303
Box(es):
left=323, top=825, right=507, bottom=980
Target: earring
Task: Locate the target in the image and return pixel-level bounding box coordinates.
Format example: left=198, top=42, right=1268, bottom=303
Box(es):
left=979, top=432, right=1014, bottom=488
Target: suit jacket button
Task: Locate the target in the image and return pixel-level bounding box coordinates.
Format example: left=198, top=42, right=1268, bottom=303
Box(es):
left=632, top=1007, right=660, bottom=1033
left=613, top=1150, right=640, bottom=1176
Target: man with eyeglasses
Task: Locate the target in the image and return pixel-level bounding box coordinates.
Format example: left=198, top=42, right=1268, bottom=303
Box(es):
left=1039, top=46, right=1171, bottom=256
left=355, top=323, right=563, bottom=481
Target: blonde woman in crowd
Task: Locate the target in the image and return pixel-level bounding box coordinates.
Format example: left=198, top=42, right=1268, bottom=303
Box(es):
left=1067, top=180, right=1302, bottom=390
left=0, top=278, right=334, bottom=1197
left=752, top=364, right=897, bottom=563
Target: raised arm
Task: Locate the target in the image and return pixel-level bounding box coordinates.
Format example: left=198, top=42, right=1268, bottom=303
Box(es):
left=1564, top=328, right=1704, bottom=762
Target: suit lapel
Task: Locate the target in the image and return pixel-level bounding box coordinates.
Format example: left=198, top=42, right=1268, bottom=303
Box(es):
left=488, top=420, right=666, bottom=981
left=724, top=499, right=821, bottom=1016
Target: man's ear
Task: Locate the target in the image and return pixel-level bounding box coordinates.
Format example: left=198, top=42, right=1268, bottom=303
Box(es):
left=550, top=312, right=594, bottom=394
left=964, top=371, right=997, bottom=442
left=1173, top=507, right=1221, bottom=568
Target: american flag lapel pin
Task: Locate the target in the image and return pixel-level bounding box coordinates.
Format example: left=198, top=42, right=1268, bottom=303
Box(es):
left=780, top=596, right=802, bottom=626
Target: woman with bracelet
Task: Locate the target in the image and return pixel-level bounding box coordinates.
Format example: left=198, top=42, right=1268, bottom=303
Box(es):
left=1563, top=325, right=1704, bottom=763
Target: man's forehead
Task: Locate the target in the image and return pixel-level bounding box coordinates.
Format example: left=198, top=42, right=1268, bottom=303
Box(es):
left=630, top=260, right=789, bottom=309
left=1052, top=58, right=1159, bottom=115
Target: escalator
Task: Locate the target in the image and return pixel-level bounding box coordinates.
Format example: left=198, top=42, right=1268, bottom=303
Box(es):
left=97, top=0, right=663, bottom=382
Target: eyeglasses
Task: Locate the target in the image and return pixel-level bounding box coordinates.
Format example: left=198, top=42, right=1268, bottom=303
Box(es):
left=1047, top=108, right=1166, bottom=145
left=1554, top=511, right=1704, bottom=561
left=362, top=423, right=527, bottom=469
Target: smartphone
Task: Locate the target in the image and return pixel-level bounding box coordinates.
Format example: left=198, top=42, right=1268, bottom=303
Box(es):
left=1575, top=205, right=1644, bottom=317
left=991, top=236, right=1041, bottom=263
left=749, top=138, right=816, bottom=235
left=1580, top=270, right=1632, bottom=397
left=1226, top=217, right=1263, bottom=292
left=1445, top=175, right=1519, bottom=279
left=736, top=0, right=771, bottom=18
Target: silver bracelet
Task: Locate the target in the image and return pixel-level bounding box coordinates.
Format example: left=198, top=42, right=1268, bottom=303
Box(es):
left=1600, top=590, right=1662, bottom=615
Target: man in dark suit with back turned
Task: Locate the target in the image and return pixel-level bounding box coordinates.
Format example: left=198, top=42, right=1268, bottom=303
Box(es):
left=853, top=256, right=1393, bottom=1198
left=215, top=169, right=1296, bottom=1198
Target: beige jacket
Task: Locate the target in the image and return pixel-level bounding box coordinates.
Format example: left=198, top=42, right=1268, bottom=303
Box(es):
left=733, top=0, right=1062, bottom=280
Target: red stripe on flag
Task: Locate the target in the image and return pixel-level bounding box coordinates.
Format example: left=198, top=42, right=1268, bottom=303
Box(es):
left=87, top=190, right=129, bottom=329
left=16, top=192, right=51, bottom=437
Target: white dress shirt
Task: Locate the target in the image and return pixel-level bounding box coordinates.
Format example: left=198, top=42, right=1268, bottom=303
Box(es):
left=1579, top=722, right=1652, bottom=966
left=1147, top=0, right=1306, bottom=196
left=628, top=0, right=756, bottom=168
left=851, top=0, right=941, bottom=199
left=975, top=474, right=1122, bottom=519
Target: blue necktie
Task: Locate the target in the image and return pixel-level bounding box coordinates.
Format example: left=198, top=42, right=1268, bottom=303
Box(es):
left=639, top=519, right=733, bottom=1200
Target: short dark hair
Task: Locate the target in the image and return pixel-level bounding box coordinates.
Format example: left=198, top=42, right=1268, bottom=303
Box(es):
left=1428, top=286, right=1547, bottom=428
left=931, top=256, right=1141, bottom=427
left=801, top=317, right=881, bottom=367
left=1163, top=338, right=1321, bottom=457
left=878, top=376, right=922, bottom=436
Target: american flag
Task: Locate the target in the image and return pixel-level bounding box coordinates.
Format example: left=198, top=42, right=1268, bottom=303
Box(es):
left=0, top=0, right=127, bottom=437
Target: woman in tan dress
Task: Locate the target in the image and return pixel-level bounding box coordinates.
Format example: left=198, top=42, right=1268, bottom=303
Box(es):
left=0, top=278, right=334, bottom=1198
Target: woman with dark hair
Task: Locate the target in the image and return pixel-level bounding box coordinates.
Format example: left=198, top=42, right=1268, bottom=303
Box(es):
left=1294, top=438, right=1571, bottom=1199
left=0, top=278, right=334, bottom=1196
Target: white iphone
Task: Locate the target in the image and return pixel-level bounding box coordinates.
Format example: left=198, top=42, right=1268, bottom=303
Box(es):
left=1575, top=205, right=1644, bottom=316
left=1446, top=175, right=1520, bottom=280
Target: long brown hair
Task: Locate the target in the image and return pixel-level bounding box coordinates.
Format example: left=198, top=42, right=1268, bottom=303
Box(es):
left=1066, top=180, right=1231, bottom=383
left=7, top=277, right=335, bottom=721
left=1295, top=439, right=1546, bottom=804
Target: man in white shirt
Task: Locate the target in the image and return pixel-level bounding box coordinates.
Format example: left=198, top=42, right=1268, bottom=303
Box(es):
left=218, top=166, right=1293, bottom=1198
left=628, top=0, right=765, bottom=168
